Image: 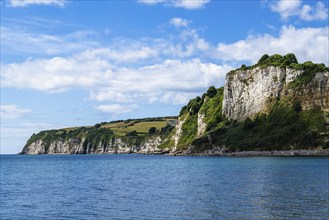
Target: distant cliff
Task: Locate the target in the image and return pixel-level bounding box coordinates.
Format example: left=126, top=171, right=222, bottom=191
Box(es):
left=21, top=118, right=176, bottom=155
left=21, top=54, right=329, bottom=155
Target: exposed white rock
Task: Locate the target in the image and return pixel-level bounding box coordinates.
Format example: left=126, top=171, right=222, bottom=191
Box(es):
left=140, top=136, right=167, bottom=154
left=197, top=113, right=206, bottom=137
left=223, top=66, right=329, bottom=121
left=21, top=140, right=45, bottom=154
left=21, top=135, right=168, bottom=155
left=171, top=116, right=186, bottom=150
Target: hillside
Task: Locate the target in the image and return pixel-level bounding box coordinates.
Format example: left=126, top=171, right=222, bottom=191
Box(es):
left=21, top=54, right=329, bottom=155
left=183, top=54, right=329, bottom=153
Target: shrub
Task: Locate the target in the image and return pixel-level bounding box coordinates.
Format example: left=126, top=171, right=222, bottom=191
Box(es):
left=206, top=86, right=217, bottom=98
left=240, top=64, right=247, bottom=70
left=258, top=54, right=269, bottom=64
left=148, top=127, right=157, bottom=135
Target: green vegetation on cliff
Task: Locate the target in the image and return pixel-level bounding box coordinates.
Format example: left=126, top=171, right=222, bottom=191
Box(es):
left=177, top=113, right=198, bottom=148
left=174, top=86, right=226, bottom=149
left=26, top=126, right=116, bottom=153
left=235, top=53, right=328, bottom=82
left=191, top=100, right=328, bottom=152
left=289, top=61, right=329, bottom=88
left=24, top=117, right=176, bottom=153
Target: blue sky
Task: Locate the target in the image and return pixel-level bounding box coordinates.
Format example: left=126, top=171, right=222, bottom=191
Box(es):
left=1, top=0, right=328, bottom=154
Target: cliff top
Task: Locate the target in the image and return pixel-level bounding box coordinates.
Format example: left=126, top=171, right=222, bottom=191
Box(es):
left=230, top=53, right=328, bottom=74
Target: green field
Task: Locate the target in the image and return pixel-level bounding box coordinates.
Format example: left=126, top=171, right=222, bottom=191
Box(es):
left=104, top=121, right=168, bottom=136
left=61, top=117, right=177, bottom=137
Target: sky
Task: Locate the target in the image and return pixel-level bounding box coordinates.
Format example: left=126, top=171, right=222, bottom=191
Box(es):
left=1, top=0, right=328, bottom=154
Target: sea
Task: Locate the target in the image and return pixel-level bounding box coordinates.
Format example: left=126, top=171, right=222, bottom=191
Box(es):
left=0, top=154, right=328, bottom=219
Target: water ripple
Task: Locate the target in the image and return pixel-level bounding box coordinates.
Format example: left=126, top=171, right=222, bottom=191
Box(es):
left=1, top=155, right=328, bottom=219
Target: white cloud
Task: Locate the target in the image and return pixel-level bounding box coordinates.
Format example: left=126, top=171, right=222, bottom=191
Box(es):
left=89, top=58, right=232, bottom=104
left=215, top=26, right=329, bottom=65
left=171, top=0, right=210, bottom=9
left=1, top=26, right=99, bottom=56
left=2, top=54, right=232, bottom=105
left=170, top=17, right=190, bottom=27
left=0, top=105, right=31, bottom=119
left=8, top=0, right=66, bottom=7
left=271, top=0, right=301, bottom=19
left=2, top=16, right=209, bottom=62
left=95, top=104, right=137, bottom=115
left=1, top=56, right=111, bottom=92
left=271, top=0, right=328, bottom=21
left=138, top=0, right=210, bottom=9
left=77, top=47, right=158, bottom=63
left=300, top=2, right=328, bottom=21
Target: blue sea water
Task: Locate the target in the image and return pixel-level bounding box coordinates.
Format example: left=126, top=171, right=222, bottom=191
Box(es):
left=0, top=155, right=328, bottom=219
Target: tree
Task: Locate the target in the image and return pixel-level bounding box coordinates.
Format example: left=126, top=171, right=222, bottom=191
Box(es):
left=189, top=101, right=201, bottom=115
left=195, top=96, right=202, bottom=102
left=180, top=105, right=187, bottom=115
left=240, top=64, right=247, bottom=70
left=258, top=54, right=269, bottom=64
left=206, top=86, right=217, bottom=98
left=282, top=53, right=298, bottom=66
left=148, top=127, right=157, bottom=135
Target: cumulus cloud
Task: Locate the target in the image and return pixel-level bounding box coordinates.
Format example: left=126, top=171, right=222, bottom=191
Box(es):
left=215, top=26, right=329, bottom=65
left=171, top=0, right=210, bottom=9
left=300, top=2, right=328, bottom=21
left=138, top=0, right=210, bottom=9
left=271, top=0, right=301, bottom=19
left=8, top=0, right=67, bottom=7
left=1, top=56, right=111, bottom=92
left=0, top=105, right=31, bottom=119
left=89, top=59, right=232, bottom=104
left=95, top=104, right=137, bottom=115
left=1, top=54, right=232, bottom=105
left=77, top=47, right=158, bottom=64
left=271, top=0, right=328, bottom=21
left=170, top=17, right=191, bottom=27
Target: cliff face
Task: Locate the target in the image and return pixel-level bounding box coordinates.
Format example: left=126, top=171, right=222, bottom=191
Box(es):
left=21, top=135, right=169, bottom=155
left=286, top=72, right=329, bottom=113
left=20, top=119, right=175, bottom=155
left=178, top=54, right=329, bottom=152
left=223, top=66, right=329, bottom=120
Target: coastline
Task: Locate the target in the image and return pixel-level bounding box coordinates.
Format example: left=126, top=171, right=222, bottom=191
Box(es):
left=171, top=148, right=329, bottom=156
left=18, top=149, right=329, bottom=156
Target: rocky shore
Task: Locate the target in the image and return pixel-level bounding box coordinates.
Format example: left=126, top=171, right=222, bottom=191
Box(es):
left=168, top=148, right=329, bottom=156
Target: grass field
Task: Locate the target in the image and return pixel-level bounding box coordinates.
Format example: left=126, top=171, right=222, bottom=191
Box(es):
left=62, top=117, right=177, bottom=137
left=101, top=121, right=171, bottom=136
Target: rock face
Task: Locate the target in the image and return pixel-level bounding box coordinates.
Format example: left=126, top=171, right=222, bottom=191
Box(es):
left=285, top=72, right=329, bottom=112
left=171, top=116, right=186, bottom=151
left=223, top=66, right=329, bottom=120
left=197, top=113, right=206, bottom=137
left=20, top=136, right=167, bottom=155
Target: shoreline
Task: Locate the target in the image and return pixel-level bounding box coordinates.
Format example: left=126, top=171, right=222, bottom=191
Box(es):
left=170, top=148, right=329, bottom=156
left=18, top=149, right=329, bottom=157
